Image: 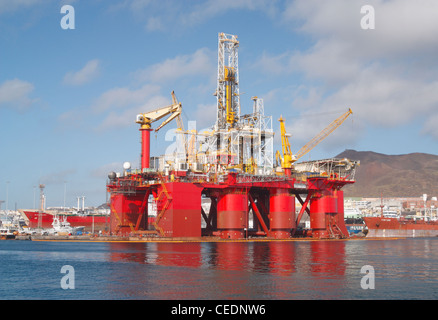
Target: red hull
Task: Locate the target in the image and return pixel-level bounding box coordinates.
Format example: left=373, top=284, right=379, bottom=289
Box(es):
left=364, top=216, right=438, bottom=238
left=23, top=210, right=110, bottom=232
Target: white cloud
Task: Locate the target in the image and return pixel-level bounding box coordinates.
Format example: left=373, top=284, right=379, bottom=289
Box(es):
left=62, top=48, right=216, bottom=133
left=57, top=83, right=169, bottom=132
left=91, top=162, right=124, bottom=179
left=129, top=0, right=153, bottom=11
left=422, top=114, right=438, bottom=140
left=118, top=0, right=276, bottom=32
left=180, top=0, right=274, bottom=26
left=145, top=16, right=164, bottom=32
left=134, top=48, right=215, bottom=84
left=91, top=84, right=171, bottom=131
left=193, top=103, right=217, bottom=129
left=0, top=78, right=36, bottom=111
left=96, top=96, right=170, bottom=131
left=255, top=51, right=293, bottom=76
left=284, top=109, right=359, bottom=157
left=325, top=69, right=438, bottom=127
left=0, top=0, right=41, bottom=14
left=63, top=59, right=101, bottom=86
left=91, top=83, right=162, bottom=114
left=40, top=168, right=76, bottom=185
left=0, top=0, right=81, bottom=14
left=256, top=0, right=438, bottom=144
left=284, top=64, right=438, bottom=150
left=283, top=0, right=438, bottom=60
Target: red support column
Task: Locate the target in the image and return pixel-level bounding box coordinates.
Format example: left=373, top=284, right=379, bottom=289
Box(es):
left=141, top=128, right=152, bottom=170
left=110, top=193, right=146, bottom=236
left=310, top=189, right=337, bottom=239
left=268, top=188, right=295, bottom=239
left=217, top=188, right=247, bottom=239
left=335, top=189, right=349, bottom=237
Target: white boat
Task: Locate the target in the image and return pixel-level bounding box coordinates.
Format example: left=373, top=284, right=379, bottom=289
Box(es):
left=0, top=225, right=18, bottom=240
left=50, top=215, right=85, bottom=235
left=0, top=216, right=19, bottom=239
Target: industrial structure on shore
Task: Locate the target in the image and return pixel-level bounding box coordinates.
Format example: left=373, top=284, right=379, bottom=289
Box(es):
left=106, top=33, right=359, bottom=240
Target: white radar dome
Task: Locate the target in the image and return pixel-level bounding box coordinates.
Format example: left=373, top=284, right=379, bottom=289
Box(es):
left=123, top=162, right=131, bottom=170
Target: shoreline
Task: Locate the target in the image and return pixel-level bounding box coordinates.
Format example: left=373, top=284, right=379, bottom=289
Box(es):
left=16, top=234, right=406, bottom=243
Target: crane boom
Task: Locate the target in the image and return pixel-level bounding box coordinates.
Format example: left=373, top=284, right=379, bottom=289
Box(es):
left=153, top=109, right=181, bottom=132
left=137, top=92, right=182, bottom=131
left=136, top=91, right=184, bottom=170
left=171, top=91, right=185, bottom=133
left=294, top=108, right=352, bottom=161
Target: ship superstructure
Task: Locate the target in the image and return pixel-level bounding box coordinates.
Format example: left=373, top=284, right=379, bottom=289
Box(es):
left=106, top=33, right=359, bottom=239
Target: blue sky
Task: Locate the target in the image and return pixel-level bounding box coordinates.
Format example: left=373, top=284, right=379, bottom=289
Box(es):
left=1, top=0, right=438, bottom=209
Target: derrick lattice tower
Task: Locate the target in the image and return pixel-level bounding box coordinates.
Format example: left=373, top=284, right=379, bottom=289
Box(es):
left=215, top=33, right=240, bottom=130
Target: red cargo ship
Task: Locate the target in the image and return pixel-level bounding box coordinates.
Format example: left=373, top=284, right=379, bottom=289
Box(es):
left=364, top=216, right=438, bottom=238
left=22, top=210, right=110, bottom=232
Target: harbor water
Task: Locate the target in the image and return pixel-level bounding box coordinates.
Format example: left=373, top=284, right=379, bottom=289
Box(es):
left=0, top=238, right=437, bottom=300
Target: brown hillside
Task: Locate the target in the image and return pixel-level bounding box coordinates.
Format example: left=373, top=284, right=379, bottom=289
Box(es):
left=334, top=150, right=438, bottom=198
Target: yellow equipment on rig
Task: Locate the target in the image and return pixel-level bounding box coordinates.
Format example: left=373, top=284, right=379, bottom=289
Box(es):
left=278, top=115, right=295, bottom=170
left=276, top=108, right=353, bottom=173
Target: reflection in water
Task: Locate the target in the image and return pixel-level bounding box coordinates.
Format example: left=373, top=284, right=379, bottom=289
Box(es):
left=103, top=239, right=437, bottom=299
left=268, top=242, right=296, bottom=275
left=2, top=239, right=437, bottom=299
left=309, top=241, right=346, bottom=275
left=154, top=243, right=203, bottom=268
left=109, top=242, right=149, bottom=264
left=106, top=240, right=349, bottom=299
left=108, top=241, right=304, bottom=273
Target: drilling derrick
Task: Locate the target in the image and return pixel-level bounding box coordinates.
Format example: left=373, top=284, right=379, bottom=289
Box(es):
left=207, top=33, right=274, bottom=173
left=106, top=32, right=359, bottom=240
left=216, top=33, right=240, bottom=130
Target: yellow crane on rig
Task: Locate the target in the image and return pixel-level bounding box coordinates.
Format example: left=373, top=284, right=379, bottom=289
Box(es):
left=276, top=108, right=353, bottom=174
left=276, top=116, right=295, bottom=175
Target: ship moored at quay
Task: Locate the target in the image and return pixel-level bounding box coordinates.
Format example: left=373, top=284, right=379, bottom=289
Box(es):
left=364, top=216, right=438, bottom=238
left=343, top=194, right=438, bottom=238
left=22, top=209, right=109, bottom=233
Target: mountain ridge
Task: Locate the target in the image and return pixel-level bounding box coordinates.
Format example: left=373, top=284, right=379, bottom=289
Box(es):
left=333, top=149, right=438, bottom=198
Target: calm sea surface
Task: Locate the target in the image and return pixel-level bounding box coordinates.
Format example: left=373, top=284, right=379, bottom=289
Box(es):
left=0, top=238, right=437, bottom=300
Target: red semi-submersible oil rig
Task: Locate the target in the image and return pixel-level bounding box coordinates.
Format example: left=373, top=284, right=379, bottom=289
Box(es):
left=106, top=33, right=359, bottom=240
